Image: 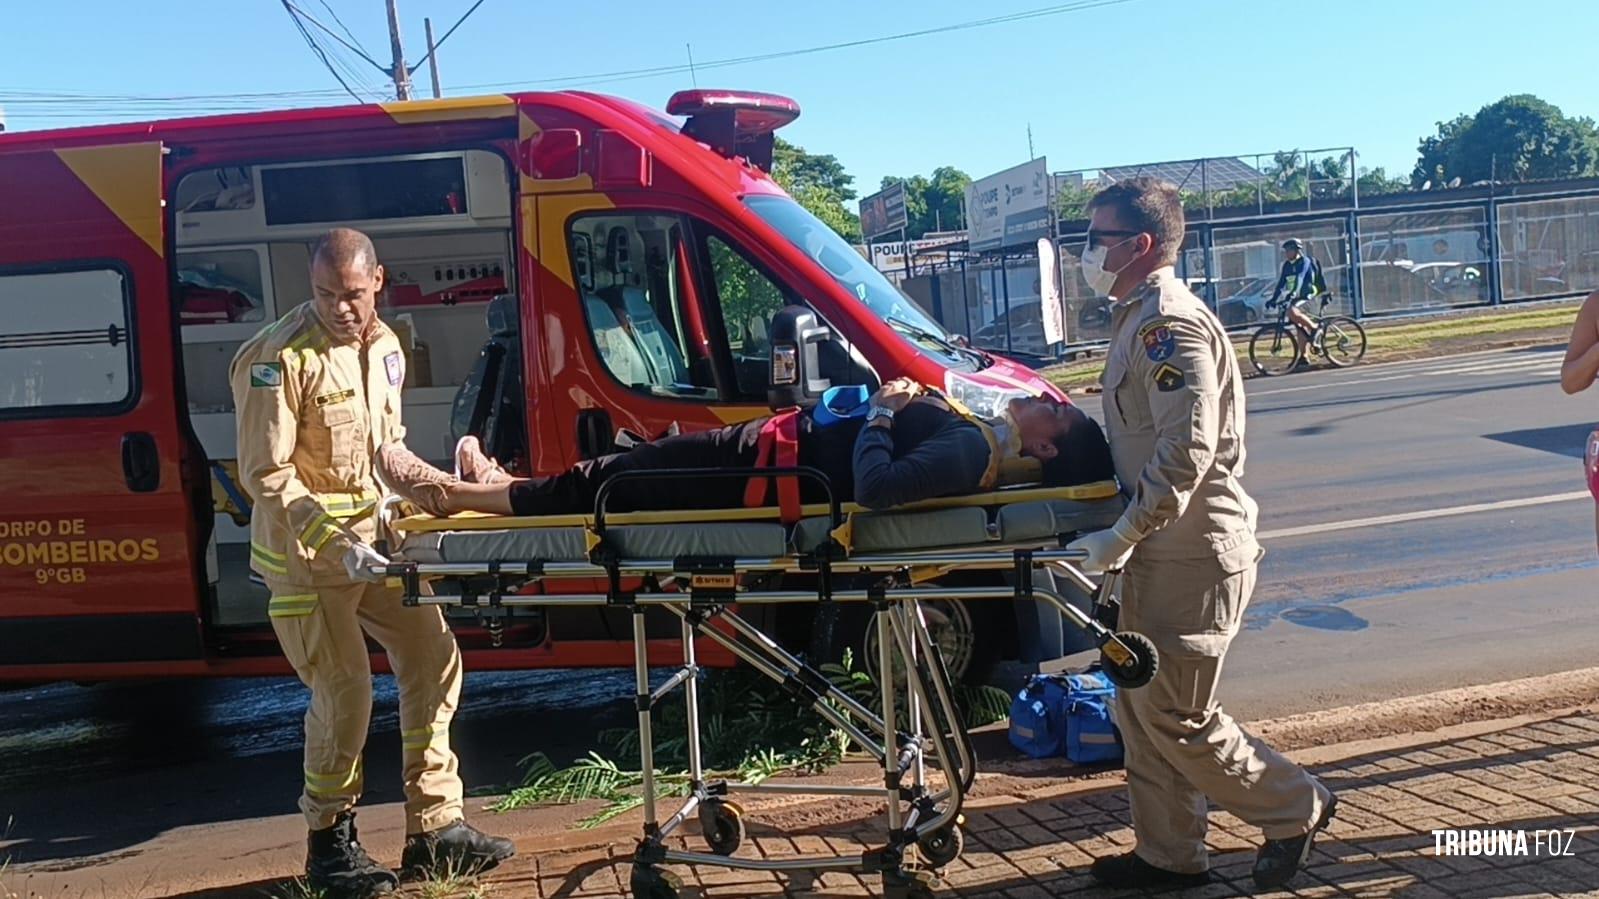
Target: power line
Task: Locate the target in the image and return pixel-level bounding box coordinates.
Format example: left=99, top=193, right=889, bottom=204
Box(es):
left=282, top=0, right=391, bottom=75
left=3, top=0, right=1136, bottom=119
left=317, top=0, right=374, bottom=59
left=281, top=0, right=365, bottom=103
left=442, top=0, right=1138, bottom=92
left=409, top=0, right=488, bottom=74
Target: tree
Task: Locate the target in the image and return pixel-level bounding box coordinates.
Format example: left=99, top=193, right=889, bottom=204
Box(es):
left=771, top=137, right=861, bottom=241
left=1356, top=166, right=1408, bottom=196
left=1411, top=96, right=1599, bottom=187
left=1412, top=113, right=1472, bottom=187
left=772, top=137, right=856, bottom=200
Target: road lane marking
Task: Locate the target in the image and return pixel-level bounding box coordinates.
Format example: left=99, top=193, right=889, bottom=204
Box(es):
left=1422, top=357, right=1562, bottom=376
left=1250, top=355, right=1561, bottom=396
left=1259, top=491, right=1592, bottom=540
left=1250, top=374, right=1414, bottom=396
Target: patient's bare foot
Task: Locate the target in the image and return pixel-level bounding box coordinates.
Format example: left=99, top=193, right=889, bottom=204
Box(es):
left=454, top=436, right=513, bottom=485
left=375, top=442, right=459, bottom=517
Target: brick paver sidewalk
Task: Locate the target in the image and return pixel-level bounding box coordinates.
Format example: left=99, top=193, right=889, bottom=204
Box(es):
left=522, top=712, right=1599, bottom=898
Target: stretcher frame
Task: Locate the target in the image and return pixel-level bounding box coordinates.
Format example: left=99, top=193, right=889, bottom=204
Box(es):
left=372, top=467, right=1157, bottom=899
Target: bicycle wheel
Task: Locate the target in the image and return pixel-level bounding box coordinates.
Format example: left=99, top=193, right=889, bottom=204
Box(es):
left=1318, top=316, right=1367, bottom=367
left=1249, top=323, right=1301, bottom=376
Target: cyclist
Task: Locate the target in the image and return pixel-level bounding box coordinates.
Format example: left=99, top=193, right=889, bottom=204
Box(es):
left=1267, top=239, right=1324, bottom=347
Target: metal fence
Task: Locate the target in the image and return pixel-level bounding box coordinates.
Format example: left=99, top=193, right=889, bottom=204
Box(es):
left=901, top=181, right=1599, bottom=358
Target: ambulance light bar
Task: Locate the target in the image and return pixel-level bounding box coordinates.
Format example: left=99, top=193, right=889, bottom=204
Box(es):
left=666, top=90, right=801, bottom=172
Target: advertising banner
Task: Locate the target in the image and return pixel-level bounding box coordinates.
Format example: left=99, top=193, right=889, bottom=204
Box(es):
left=859, top=182, right=909, bottom=239
left=965, top=158, right=1051, bottom=252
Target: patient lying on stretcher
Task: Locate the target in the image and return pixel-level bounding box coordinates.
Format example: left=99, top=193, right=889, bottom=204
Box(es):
left=376, top=378, right=1116, bottom=518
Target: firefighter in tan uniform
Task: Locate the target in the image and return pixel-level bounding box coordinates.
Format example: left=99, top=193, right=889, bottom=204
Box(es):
left=1064, top=180, right=1336, bottom=891
left=230, top=229, right=512, bottom=898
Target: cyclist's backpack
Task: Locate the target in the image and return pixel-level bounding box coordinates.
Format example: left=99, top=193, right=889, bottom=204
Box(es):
left=1007, top=666, right=1123, bottom=764
left=1309, top=255, right=1331, bottom=298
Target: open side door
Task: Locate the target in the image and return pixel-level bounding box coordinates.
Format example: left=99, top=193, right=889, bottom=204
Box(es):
left=0, top=141, right=210, bottom=671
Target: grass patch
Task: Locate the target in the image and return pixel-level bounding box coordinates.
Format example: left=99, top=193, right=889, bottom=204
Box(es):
left=415, top=858, right=492, bottom=899
left=1043, top=303, right=1580, bottom=389
left=490, top=651, right=1010, bottom=828
left=261, top=877, right=325, bottom=899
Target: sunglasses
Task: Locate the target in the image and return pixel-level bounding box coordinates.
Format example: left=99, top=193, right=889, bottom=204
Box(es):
left=1084, top=228, right=1143, bottom=247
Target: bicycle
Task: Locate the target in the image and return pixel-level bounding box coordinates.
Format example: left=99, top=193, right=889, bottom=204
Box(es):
left=1248, top=295, right=1367, bottom=376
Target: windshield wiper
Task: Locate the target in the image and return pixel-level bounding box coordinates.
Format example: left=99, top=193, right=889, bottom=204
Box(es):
left=887, top=317, right=990, bottom=367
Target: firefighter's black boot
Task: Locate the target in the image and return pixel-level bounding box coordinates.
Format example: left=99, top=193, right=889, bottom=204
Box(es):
left=306, top=812, right=399, bottom=898
left=400, top=820, right=516, bottom=879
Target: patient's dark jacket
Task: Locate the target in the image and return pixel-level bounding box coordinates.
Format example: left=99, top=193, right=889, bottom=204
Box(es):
left=505, top=398, right=1112, bottom=515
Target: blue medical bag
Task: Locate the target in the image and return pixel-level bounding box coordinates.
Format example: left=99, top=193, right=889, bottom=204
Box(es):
left=1007, top=667, right=1123, bottom=764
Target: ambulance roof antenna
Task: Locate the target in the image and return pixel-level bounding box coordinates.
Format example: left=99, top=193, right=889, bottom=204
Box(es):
left=686, top=43, right=698, bottom=88
left=1027, top=123, right=1035, bottom=160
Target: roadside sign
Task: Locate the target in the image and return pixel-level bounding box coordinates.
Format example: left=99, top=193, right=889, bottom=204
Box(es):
left=860, top=182, right=909, bottom=239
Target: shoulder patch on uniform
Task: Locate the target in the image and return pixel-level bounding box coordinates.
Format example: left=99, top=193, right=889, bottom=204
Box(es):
left=249, top=362, right=283, bottom=388
left=1137, top=318, right=1177, bottom=363
left=1152, top=362, right=1186, bottom=392
left=384, top=351, right=403, bottom=387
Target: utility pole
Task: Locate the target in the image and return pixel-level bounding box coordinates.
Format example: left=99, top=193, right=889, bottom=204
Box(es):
left=385, top=0, right=413, bottom=101
left=424, top=17, right=442, bottom=98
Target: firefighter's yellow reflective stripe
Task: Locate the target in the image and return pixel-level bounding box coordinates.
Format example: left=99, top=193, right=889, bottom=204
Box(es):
left=304, top=760, right=362, bottom=795
left=268, top=594, right=319, bottom=618
left=54, top=142, right=164, bottom=258
left=314, top=491, right=380, bottom=514
left=305, top=516, right=344, bottom=554
left=251, top=542, right=289, bottom=575
left=401, top=723, right=448, bottom=751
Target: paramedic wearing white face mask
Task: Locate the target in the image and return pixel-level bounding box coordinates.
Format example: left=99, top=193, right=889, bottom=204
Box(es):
left=1066, top=178, right=1336, bottom=892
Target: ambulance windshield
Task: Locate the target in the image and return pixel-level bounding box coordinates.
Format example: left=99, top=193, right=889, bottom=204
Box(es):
left=744, top=195, right=968, bottom=364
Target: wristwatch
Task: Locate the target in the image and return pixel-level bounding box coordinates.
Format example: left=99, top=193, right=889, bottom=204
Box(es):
left=866, top=405, right=896, bottom=426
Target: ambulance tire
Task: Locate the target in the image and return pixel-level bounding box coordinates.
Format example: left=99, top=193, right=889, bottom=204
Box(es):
left=835, top=595, right=1001, bottom=686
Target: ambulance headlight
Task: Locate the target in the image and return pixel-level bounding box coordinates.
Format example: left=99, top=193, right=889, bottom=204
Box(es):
left=943, top=371, right=1031, bottom=420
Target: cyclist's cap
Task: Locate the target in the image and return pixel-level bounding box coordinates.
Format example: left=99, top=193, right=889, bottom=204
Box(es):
left=1281, top=239, right=1303, bottom=251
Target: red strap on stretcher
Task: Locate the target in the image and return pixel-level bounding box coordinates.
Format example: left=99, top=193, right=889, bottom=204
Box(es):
left=743, top=410, right=802, bottom=523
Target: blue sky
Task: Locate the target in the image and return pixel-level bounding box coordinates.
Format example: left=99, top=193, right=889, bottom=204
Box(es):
left=4, top=0, right=1595, bottom=195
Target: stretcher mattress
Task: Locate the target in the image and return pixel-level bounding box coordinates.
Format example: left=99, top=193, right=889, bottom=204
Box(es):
left=391, top=482, right=1125, bottom=564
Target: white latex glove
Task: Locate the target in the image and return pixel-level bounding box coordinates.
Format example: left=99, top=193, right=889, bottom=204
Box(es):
left=1066, top=521, right=1138, bottom=573
left=343, top=542, right=391, bottom=584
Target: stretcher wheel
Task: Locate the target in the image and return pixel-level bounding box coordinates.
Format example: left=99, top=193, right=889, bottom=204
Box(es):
left=630, top=865, right=681, bottom=899
left=916, top=822, right=964, bottom=867
left=1101, top=631, right=1158, bottom=688
left=700, top=799, right=745, bottom=856
left=883, top=868, right=939, bottom=899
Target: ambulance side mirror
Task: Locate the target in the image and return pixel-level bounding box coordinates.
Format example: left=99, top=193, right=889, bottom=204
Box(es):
left=767, top=305, right=832, bottom=411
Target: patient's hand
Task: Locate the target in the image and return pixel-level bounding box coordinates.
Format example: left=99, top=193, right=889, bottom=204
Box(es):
left=871, top=377, right=922, bottom=413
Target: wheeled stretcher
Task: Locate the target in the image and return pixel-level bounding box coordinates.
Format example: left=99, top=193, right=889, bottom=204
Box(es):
left=371, top=468, right=1159, bottom=899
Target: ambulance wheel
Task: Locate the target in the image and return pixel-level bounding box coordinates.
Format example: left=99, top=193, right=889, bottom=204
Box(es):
left=1102, top=632, right=1158, bottom=688
left=630, top=866, right=681, bottom=899
left=916, top=823, right=964, bottom=867
left=700, top=799, right=745, bottom=856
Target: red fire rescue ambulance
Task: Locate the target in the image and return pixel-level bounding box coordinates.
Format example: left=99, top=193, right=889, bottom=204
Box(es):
left=0, top=90, right=1066, bottom=684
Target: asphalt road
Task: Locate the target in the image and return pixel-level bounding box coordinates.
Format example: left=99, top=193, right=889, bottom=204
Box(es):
left=4, top=345, right=1595, bottom=869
